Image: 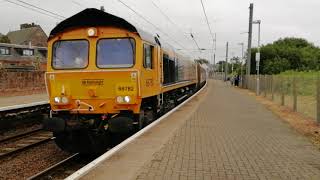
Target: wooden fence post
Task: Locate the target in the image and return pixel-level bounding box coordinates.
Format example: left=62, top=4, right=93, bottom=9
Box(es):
left=264, top=75, right=267, bottom=97
left=249, top=75, right=252, bottom=90
left=317, top=75, right=320, bottom=123
left=281, top=77, right=285, bottom=106
left=293, top=76, right=297, bottom=112
left=271, top=76, right=274, bottom=100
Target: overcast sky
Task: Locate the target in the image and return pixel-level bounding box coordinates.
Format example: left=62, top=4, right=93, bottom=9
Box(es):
left=0, top=0, right=319, bottom=63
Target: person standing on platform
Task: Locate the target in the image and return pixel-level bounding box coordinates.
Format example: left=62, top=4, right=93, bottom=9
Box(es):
left=234, top=75, right=240, bottom=86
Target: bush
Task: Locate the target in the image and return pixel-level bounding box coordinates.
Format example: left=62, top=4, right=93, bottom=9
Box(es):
left=251, top=37, right=320, bottom=74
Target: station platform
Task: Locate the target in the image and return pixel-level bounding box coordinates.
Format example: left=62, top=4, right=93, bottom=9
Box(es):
left=70, top=80, right=320, bottom=180
left=0, top=93, right=48, bottom=111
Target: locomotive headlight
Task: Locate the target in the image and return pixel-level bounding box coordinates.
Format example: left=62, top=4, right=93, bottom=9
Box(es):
left=87, top=28, right=97, bottom=37
left=124, top=96, right=131, bottom=103
left=53, top=96, right=69, bottom=104
left=61, top=96, right=69, bottom=104
left=53, top=97, right=61, bottom=103
left=116, top=96, right=124, bottom=103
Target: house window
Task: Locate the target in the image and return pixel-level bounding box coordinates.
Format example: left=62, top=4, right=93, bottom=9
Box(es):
left=23, top=49, right=34, bottom=56
left=0, top=47, right=10, bottom=55
left=143, top=44, right=153, bottom=69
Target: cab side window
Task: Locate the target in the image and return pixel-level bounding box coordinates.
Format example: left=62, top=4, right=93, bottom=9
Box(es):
left=143, top=44, right=153, bottom=69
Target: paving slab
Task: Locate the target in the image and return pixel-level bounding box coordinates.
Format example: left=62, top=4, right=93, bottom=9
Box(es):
left=0, top=93, right=48, bottom=109
left=81, top=80, right=320, bottom=180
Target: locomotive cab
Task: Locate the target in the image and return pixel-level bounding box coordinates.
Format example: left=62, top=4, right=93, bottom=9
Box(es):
left=47, top=28, right=142, bottom=118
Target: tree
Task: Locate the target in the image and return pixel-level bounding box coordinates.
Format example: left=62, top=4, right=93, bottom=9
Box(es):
left=0, top=35, right=11, bottom=43
left=250, top=37, right=320, bottom=74
left=195, top=58, right=209, bottom=65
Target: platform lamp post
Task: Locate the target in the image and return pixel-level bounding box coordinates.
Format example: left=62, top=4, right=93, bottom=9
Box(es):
left=238, top=43, right=244, bottom=87
left=253, top=20, right=261, bottom=95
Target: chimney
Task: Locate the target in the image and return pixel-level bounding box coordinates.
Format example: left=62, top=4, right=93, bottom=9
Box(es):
left=20, top=23, right=28, bottom=30
left=20, top=23, right=37, bottom=29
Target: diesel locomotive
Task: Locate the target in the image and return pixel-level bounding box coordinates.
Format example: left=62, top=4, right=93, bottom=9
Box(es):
left=44, top=8, right=206, bottom=153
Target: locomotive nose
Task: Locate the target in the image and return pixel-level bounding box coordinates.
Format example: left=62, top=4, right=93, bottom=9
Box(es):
left=46, top=71, right=139, bottom=114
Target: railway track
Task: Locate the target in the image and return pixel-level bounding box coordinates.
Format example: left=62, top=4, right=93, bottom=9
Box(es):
left=0, top=129, right=53, bottom=159
left=0, top=102, right=49, bottom=131
left=27, top=153, right=96, bottom=180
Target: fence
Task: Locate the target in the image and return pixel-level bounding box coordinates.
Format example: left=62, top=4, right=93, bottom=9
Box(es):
left=245, top=73, right=320, bottom=123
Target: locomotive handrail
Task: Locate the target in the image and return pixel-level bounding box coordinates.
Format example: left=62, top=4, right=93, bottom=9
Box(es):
left=75, top=100, right=95, bottom=112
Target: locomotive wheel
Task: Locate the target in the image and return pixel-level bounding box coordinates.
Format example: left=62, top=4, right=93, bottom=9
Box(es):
left=54, top=130, right=90, bottom=153
left=139, top=110, right=144, bottom=130
left=53, top=129, right=111, bottom=154
left=144, top=109, right=155, bottom=125
left=138, top=108, right=155, bottom=128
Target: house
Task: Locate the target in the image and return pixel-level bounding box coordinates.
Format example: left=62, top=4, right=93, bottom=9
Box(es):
left=0, top=43, right=47, bottom=71
left=0, top=23, right=48, bottom=71
left=7, top=23, right=48, bottom=47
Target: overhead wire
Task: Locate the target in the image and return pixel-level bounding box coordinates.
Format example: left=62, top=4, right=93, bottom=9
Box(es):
left=107, top=0, right=146, bottom=30
left=116, top=0, right=188, bottom=50
left=4, top=0, right=64, bottom=20
left=190, top=33, right=201, bottom=52
left=71, top=0, right=86, bottom=8
left=15, top=0, right=66, bottom=19
left=150, top=0, right=203, bottom=56
left=199, top=0, right=215, bottom=45
left=150, top=1, right=192, bottom=42
left=200, top=0, right=216, bottom=63
left=5, top=0, right=194, bottom=53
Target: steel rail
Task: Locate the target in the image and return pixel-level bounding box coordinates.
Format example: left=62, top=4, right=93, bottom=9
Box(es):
left=27, top=153, right=79, bottom=180
left=0, top=130, right=53, bottom=159
left=0, top=128, right=43, bottom=144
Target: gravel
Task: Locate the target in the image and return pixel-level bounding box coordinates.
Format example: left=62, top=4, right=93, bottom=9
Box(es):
left=0, top=124, right=42, bottom=141
left=0, top=131, right=52, bottom=155
left=0, top=141, right=71, bottom=179
left=33, top=154, right=97, bottom=180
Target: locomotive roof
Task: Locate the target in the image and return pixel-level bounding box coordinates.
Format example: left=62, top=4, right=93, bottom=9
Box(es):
left=49, top=8, right=192, bottom=61
left=49, top=8, right=158, bottom=45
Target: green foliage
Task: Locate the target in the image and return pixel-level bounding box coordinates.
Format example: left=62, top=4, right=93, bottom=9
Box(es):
left=263, top=57, right=291, bottom=74
left=275, top=71, right=319, bottom=97
left=0, top=35, right=11, bottom=43
left=216, top=57, right=243, bottom=75
left=251, top=37, right=320, bottom=74
left=195, top=58, right=209, bottom=65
